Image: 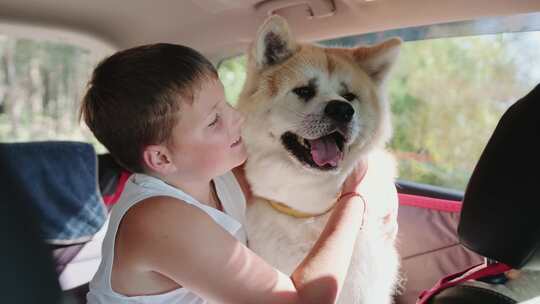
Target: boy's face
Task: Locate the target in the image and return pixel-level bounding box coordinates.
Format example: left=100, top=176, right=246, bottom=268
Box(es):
left=166, top=78, right=247, bottom=180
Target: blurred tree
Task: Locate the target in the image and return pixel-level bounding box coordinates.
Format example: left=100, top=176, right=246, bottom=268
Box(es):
left=0, top=36, right=101, bottom=150
left=218, top=56, right=246, bottom=106
left=388, top=35, right=533, bottom=189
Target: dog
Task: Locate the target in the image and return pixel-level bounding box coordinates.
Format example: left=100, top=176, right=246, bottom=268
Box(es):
left=237, top=16, right=402, bottom=303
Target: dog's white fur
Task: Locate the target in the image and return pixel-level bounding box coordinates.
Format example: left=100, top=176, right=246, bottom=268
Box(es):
left=238, top=16, right=402, bottom=303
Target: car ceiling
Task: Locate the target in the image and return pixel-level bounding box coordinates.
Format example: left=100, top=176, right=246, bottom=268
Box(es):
left=0, top=0, right=539, bottom=62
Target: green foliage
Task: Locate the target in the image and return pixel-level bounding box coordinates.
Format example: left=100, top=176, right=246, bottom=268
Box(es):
left=387, top=35, right=536, bottom=189
left=218, top=56, right=246, bottom=106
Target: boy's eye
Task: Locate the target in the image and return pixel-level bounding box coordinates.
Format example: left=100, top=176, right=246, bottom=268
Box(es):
left=208, top=114, right=219, bottom=127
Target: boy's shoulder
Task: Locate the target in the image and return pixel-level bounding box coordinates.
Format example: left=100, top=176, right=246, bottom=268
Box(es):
left=119, top=196, right=217, bottom=247
left=127, top=195, right=210, bottom=222
left=113, top=196, right=227, bottom=285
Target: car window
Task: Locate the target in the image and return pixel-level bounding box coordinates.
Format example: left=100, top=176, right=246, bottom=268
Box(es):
left=218, top=55, right=246, bottom=107
left=218, top=12, right=540, bottom=191
left=0, top=35, right=106, bottom=152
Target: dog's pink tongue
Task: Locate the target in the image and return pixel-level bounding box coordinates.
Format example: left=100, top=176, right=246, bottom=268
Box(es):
left=309, top=137, right=341, bottom=167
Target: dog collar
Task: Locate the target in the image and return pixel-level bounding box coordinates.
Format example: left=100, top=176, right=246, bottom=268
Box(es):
left=263, top=160, right=368, bottom=218
left=266, top=193, right=340, bottom=218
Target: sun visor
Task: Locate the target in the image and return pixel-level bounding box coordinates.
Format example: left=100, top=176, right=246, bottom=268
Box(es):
left=458, top=84, right=540, bottom=269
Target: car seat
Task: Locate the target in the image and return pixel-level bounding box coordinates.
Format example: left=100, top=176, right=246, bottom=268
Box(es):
left=0, top=141, right=128, bottom=303
left=417, top=83, right=540, bottom=303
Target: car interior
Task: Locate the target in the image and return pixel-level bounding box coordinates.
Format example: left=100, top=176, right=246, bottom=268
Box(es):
left=1, top=1, right=539, bottom=303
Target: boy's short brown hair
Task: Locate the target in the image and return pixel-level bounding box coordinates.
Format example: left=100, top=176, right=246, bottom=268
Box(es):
left=80, top=43, right=217, bottom=173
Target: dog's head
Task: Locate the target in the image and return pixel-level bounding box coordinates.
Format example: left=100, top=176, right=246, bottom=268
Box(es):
left=238, top=16, right=401, bottom=175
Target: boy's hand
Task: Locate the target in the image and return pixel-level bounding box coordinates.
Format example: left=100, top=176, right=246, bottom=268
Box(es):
left=342, top=158, right=398, bottom=241
left=341, top=159, right=368, bottom=195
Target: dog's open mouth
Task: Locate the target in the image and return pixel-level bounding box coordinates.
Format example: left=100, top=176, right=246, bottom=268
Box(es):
left=281, top=131, right=345, bottom=170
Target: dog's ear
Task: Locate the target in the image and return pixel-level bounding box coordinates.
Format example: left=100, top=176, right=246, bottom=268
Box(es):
left=253, top=15, right=298, bottom=69
left=353, top=38, right=402, bottom=85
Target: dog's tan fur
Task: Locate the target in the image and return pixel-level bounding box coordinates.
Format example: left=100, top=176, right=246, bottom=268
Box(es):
left=238, top=16, right=401, bottom=303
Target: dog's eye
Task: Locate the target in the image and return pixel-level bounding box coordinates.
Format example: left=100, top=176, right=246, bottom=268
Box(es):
left=342, top=92, right=357, bottom=102
left=293, top=86, right=316, bottom=101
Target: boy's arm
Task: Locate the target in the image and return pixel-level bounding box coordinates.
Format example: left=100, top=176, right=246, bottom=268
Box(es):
left=121, top=194, right=365, bottom=304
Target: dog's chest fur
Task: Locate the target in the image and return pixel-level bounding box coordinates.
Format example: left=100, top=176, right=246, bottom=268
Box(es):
left=245, top=150, right=400, bottom=304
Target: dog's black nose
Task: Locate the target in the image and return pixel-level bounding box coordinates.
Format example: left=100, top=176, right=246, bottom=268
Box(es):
left=325, top=100, right=354, bottom=123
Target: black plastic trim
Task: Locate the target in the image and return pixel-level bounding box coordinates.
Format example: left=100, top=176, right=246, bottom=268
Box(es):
left=396, top=179, right=464, bottom=201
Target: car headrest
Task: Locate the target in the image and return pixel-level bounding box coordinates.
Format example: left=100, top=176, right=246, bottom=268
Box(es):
left=458, top=84, right=540, bottom=269
left=0, top=141, right=107, bottom=245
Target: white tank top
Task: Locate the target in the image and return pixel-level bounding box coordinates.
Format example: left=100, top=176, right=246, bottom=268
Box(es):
left=87, top=171, right=247, bottom=304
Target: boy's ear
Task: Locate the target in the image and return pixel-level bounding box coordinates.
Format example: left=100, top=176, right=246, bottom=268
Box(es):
left=142, top=145, right=176, bottom=174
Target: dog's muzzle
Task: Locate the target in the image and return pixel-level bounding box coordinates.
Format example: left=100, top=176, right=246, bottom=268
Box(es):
left=279, top=100, right=355, bottom=171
